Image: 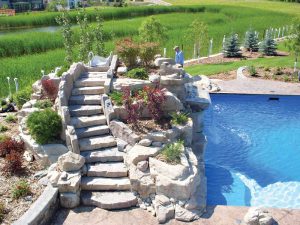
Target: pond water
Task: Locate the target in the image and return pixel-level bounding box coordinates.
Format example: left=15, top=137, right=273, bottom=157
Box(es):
left=204, top=94, right=300, bottom=208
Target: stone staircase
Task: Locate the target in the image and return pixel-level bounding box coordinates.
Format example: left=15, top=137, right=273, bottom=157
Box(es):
left=69, top=71, right=137, bottom=210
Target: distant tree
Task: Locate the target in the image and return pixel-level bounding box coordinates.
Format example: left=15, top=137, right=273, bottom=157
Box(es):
left=223, top=33, right=242, bottom=58
left=1, top=3, right=8, bottom=9
left=286, top=19, right=300, bottom=63
left=259, top=31, right=277, bottom=56
left=185, top=19, right=208, bottom=58
left=94, top=11, right=107, bottom=56
left=77, top=9, right=93, bottom=62
left=244, top=29, right=259, bottom=52
left=56, top=9, right=74, bottom=65
left=138, top=16, right=167, bottom=45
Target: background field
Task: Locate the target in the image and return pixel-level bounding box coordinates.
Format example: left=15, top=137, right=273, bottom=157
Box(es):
left=0, top=0, right=298, bottom=97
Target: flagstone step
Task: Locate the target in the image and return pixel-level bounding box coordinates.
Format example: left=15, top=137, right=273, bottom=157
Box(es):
left=79, top=135, right=117, bottom=151
left=81, top=148, right=124, bottom=163
left=69, top=95, right=102, bottom=105
left=74, top=78, right=106, bottom=88
left=72, top=86, right=105, bottom=96
left=69, top=105, right=102, bottom=117
left=70, top=115, right=107, bottom=129
left=80, top=72, right=108, bottom=79
left=81, top=177, right=131, bottom=191
left=81, top=191, right=137, bottom=209
left=76, top=125, right=110, bottom=139
left=87, top=162, right=128, bottom=178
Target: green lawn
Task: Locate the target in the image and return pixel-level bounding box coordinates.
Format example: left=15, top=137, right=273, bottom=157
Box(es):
left=185, top=44, right=296, bottom=75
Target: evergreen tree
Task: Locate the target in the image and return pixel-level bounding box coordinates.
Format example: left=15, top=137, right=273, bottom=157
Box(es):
left=244, top=29, right=259, bottom=52
left=223, top=33, right=241, bottom=58
left=259, top=31, right=277, bottom=56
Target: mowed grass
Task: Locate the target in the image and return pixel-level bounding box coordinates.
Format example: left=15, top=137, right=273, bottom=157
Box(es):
left=166, top=0, right=300, bottom=16
left=0, top=5, right=294, bottom=58
left=185, top=44, right=296, bottom=76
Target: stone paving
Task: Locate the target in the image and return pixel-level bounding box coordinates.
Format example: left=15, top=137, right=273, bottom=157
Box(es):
left=51, top=205, right=300, bottom=225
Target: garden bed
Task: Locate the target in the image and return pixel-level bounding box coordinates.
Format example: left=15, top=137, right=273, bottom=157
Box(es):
left=0, top=116, right=45, bottom=225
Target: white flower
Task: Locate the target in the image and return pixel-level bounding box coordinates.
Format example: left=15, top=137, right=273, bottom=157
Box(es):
left=6, top=77, right=10, bottom=81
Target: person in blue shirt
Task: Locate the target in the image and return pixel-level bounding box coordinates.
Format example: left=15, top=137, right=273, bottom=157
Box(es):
left=174, top=46, right=184, bottom=67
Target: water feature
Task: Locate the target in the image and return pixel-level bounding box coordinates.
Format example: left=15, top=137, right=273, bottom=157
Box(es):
left=204, top=94, right=300, bottom=208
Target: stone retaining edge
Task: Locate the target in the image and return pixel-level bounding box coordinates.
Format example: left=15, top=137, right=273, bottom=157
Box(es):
left=13, top=185, right=59, bottom=225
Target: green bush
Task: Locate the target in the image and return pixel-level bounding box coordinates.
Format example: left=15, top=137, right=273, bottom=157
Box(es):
left=4, top=114, right=17, bottom=123
left=0, top=124, right=8, bottom=132
left=109, top=91, right=123, bottom=106
left=12, top=180, right=31, bottom=199
left=0, top=201, right=5, bottom=223
left=248, top=65, right=257, bottom=76
left=160, top=140, right=184, bottom=164
left=34, top=99, right=53, bottom=109
left=127, top=68, right=148, bottom=80
left=0, top=99, right=6, bottom=106
left=139, top=42, right=159, bottom=67
left=170, top=112, right=189, bottom=125
left=0, top=135, right=8, bottom=143
left=13, top=87, right=32, bottom=109
left=26, top=109, right=62, bottom=144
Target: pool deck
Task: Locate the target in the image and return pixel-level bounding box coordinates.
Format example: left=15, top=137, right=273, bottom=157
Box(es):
left=51, top=205, right=300, bottom=225
left=211, top=68, right=300, bottom=95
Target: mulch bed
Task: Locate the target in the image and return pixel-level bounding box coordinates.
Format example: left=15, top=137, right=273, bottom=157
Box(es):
left=128, top=118, right=171, bottom=135
left=0, top=116, right=45, bottom=225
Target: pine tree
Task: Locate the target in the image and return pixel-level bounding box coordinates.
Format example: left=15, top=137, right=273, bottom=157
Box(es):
left=259, top=31, right=277, bottom=56
left=244, top=29, right=259, bottom=52
left=223, top=33, right=242, bottom=58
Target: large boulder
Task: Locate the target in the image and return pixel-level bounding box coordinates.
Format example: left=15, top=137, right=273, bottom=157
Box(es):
left=154, top=58, right=176, bottom=67
left=125, top=145, right=160, bottom=166
left=60, top=191, right=80, bottom=209
left=243, top=208, right=276, bottom=225
left=110, top=120, right=140, bottom=146
left=57, top=171, right=81, bottom=193
left=58, top=151, right=85, bottom=172
left=161, top=91, right=184, bottom=113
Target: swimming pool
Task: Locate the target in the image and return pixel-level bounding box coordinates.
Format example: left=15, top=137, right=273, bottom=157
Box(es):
left=204, top=94, right=300, bottom=208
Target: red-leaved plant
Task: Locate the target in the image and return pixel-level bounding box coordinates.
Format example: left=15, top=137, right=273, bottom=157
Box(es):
left=122, top=86, right=143, bottom=124
left=142, top=85, right=166, bottom=122
left=0, top=138, right=25, bottom=174
left=115, top=38, right=140, bottom=68
left=41, top=79, right=58, bottom=101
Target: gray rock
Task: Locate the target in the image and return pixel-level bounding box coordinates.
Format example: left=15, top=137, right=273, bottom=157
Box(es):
left=58, top=151, right=85, bottom=172
left=156, top=204, right=175, bottom=224
left=243, top=208, right=276, bottom=225
left=38, top=176, right=49, bottom=186
left=152, top=142, right=163, bottom=147
left=57, top=171, right=81, bottom=193
left=33, top=170, right=48, bottom=180
left=146, top=131, right=168, bottom=143
left=110, top=120, right=140, bottom=146
left=125, top=145, right=160, bottom=165
left=117, top=138, right=128, bottom=152
left=23, top=151, right=34, bottom=162
left=137, top=161, right=149, bottom=172
left=154, top=58, right=176, bottom=67
left=139, top=139, right=152, bottom=147
left=175, top=204, right=200, bottom=222
left=60, top=192, right=80, bottom=209
left=48, top=171, right=61, bottom=187
left=149, top=74, right=161, bottom=83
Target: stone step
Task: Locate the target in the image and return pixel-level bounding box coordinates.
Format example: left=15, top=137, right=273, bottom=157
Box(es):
left=69, top=95, right=102, bottom=105
left=69, top=105, right=102, bottom=117
left=74, top=78, right=106, bottom=88
left=72, top=86, right=105, bottom=96
left=70, top=115, right=106, bottom=129
left=81, top=191, right=137, bottom=209
left=80, top=72, right=108, bottom=79
left=81, top=148, right=124, bottom=163
left=87, top=162, right=128, bottom=177
left=79, top=135, right=117, bottom=151
left=81, top=177, right=131, bottom=191
left=76, top=125, right=110, bottom=139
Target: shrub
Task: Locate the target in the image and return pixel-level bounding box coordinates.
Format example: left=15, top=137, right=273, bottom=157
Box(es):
left=109, top=91, right=123, bottom=106
left=122, top=86, right=142, bottom=124
left=13, top=87, right=32, bottom=109
left=127, top=68, right=148, bottom=80
left=275, top=67, right=284, bottom=75
left=41, top=79, right=58, bottom=101
left=223, top=33, right=242, bottom=58
left=116, top=38, right=140, bottom=68
left=34, top=99, right=53, bottom=109
left=160, top=140, right=184, bottom=164
left=259, top=31, right=277, bottom=56
left=0, top=99, right=6, bottom=106
left=3, top=151, right=24, bottom=174
left=26, top=109, right=62, bottom=144
left=0, top=135, right=8, bottom=143
left=138, top=16, right=167, bottom=44
left=0, top=124, right=8, bottom=132
left=139, top=42, right=159, bottom=67
left=244, top=29, right=259, bottom=52
left=170, top=112, right=189, bottom=125
left=0, top=201, right=5, bottom=223
left=0, top=137, right=24, bottom=157
left=248, top=65, right=257, bottom=76
left=143, top=85, right=166, bottom=121
left=4, top=114, right=17, bottom=123
left=12, top=180, right=31, bottom=199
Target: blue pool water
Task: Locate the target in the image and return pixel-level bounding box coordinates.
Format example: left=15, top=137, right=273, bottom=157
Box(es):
left=204, top=94, right=300, bottom=208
